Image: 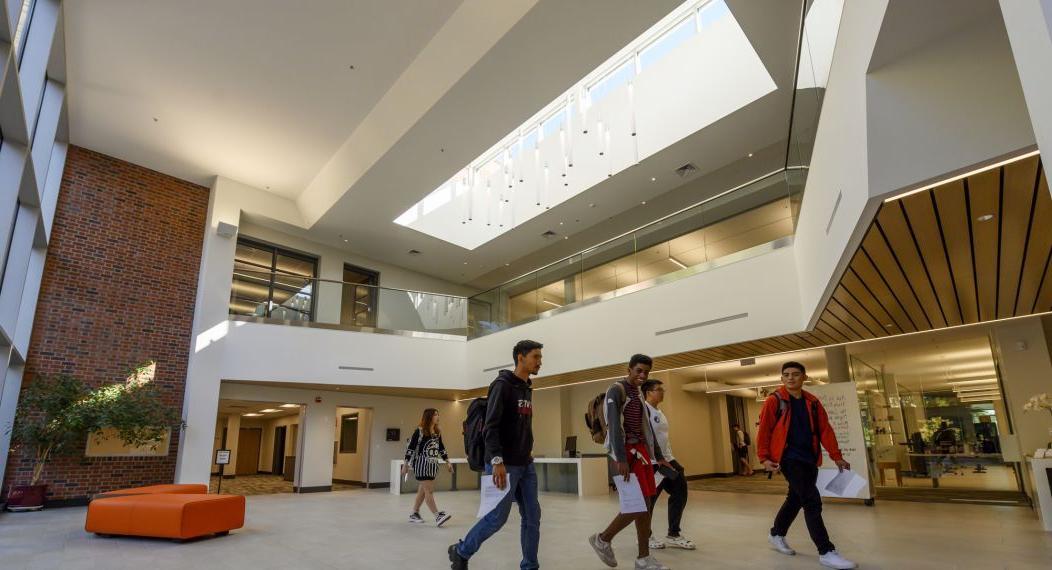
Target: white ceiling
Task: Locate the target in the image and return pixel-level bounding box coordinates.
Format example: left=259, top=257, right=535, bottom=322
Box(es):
left=63, top=0, right=807, bottom=285
left=63, top=0, right=462, bottom=197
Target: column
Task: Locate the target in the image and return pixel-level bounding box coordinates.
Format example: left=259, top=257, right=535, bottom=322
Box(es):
left=1000, top=0, right=1052, bottom=197
left=992, top=317, right=1052, bottom=459
left=295, top=399, right=337, bottom=492
left=824, top=345, right=851, bottom=383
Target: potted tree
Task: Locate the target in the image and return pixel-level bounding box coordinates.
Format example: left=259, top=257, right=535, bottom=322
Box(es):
left=5, top=362, right=178, bottom=511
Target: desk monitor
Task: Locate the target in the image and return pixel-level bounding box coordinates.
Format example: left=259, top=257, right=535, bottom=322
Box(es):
left=564, top=436, right=578, bottom=457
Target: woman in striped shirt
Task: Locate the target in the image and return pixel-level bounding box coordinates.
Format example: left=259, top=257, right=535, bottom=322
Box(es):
left=401, top=408, right=453, bottom=526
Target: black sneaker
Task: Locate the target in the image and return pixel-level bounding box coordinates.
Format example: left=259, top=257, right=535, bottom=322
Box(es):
left=436, top=511, right=452, bottom=527
left=408, top=512, right=425, bottom=524
left=448, top=543, right=468, bottom=569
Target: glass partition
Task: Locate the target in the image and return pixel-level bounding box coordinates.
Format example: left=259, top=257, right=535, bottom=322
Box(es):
left=468, top=170, right=797, bottom=337
left=229, top=270, right=468, bottom=337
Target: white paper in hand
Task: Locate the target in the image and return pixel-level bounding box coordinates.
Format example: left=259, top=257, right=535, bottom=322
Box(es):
left=817, top=469, right=866, bottom=498
left=477, top=475, right=512, bottom=518
left=614, top=476, right=647, bottom=514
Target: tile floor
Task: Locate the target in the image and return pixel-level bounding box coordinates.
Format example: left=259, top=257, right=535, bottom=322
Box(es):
left=2, top=487, right=1050, bottom=569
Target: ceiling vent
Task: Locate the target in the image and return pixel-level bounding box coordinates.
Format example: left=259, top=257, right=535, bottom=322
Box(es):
left=541, top=230, right=559, bottom=239
left=675, top=163, right=698, bottom=178
left=407, top=249, right=422, bottom=255
left=739, top=358, right=756, bottom=367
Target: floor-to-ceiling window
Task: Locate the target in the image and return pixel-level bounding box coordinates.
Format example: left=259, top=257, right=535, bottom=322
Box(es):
left=229, top=237, right=318, bottom=322
left=850, top=334, right=1021, bottom=500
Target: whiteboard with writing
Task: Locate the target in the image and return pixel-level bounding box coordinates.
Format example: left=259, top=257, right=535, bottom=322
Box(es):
left=809, top=382, right=871, bottom=500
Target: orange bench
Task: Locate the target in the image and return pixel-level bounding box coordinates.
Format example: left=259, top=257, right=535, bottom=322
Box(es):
left=92, top=483, right=208, bottom=501
left=85, top=493, right=245, bottom=540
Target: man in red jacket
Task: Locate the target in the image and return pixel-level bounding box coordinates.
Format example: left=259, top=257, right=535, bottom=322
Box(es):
left=757, top=362, right=857, bottom=570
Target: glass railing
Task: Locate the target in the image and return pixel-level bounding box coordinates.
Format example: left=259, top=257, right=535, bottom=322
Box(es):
left=228, top=269, right=469, bottom=337
left=468, top=168, right=804, bottom=338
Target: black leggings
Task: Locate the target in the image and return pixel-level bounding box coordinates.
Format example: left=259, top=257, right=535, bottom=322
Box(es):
left=649, top=460, right=688, bottom=536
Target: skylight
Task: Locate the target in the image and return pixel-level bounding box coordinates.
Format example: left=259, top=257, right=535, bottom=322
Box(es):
left=395, top=0, right=775, bottom=250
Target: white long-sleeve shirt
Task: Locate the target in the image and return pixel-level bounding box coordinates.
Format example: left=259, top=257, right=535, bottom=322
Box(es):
left=645, top=402, right=674, bottom=462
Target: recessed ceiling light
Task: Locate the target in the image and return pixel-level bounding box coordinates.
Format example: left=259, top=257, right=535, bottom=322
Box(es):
left=559, top=221, right=564, bottom=225
left=748, top=153, right=753, bottom=158
left=651, top=177, right=657, bottom=182
left=589, top=203, right=596, bottom=208
left=242, top=413, right=262, bottom=417
left=885, top=324, right=895, bottom=328
left=259, top=409, right=280, bottom=413
left=976, top=214, right=994, bottom=222
left=505, top=263, right=510, bottom=267
left=343, top=239, right=348, bottom=243
left=279, top=404, right=299, bottom=408
left=463, top=261, right=468, bottom=265
left=641, top=201, right=647, bottom=205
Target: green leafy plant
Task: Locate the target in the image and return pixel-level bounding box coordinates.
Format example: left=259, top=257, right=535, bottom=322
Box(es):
left=8, top=362, right=179, bottom=486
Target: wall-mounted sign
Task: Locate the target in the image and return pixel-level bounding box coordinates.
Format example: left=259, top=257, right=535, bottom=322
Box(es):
left=215, top=449, right=231, bottom=465
left=386, top=428, right=400, bottom=442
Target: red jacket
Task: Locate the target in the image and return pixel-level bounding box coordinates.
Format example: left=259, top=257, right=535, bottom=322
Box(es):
left=756, top=386, right=842, bottom=466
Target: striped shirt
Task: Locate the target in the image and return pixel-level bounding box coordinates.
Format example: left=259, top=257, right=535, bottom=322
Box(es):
left=404, top=428, right=448, bottom=479
left=623, top=385, right=644, bottom=441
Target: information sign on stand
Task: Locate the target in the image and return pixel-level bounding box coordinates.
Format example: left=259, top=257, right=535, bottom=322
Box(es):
left=809, top=382, right=873, bottom=502
left=214, top=449, right=231, bottom=494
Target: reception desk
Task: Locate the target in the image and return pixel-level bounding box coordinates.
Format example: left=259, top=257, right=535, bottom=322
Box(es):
left=390, top=457, right=609, bottom=497
left=1027, top=456, right=1052, bottom=532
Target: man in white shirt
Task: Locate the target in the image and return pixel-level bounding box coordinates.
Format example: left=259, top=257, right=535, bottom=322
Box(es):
left=642, top=379, right=695, bottom=550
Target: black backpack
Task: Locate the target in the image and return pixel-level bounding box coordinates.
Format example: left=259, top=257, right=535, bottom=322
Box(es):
left=463, top=397, right=488, bottom=472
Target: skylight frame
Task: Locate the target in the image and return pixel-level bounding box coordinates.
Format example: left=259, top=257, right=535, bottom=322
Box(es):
left=395, top=0, right=745, bottom=250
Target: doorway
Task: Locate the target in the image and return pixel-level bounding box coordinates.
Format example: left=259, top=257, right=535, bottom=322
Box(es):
left=272, top=425, right=287, bottom=476
left=341, top=264, right=379, bottom=327
left=236, top=428, right=262, bottom=475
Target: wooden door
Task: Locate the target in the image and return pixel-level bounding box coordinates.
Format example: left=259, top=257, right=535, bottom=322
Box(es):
left=236, top=428, right=262, bottom=475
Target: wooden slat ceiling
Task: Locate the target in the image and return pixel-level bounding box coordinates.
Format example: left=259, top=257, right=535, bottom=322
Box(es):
left=503, top=154, right=1051, bottom=396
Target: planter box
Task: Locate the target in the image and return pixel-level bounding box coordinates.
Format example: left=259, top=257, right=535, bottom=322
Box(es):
left=6, top=484, right=47, bottom=511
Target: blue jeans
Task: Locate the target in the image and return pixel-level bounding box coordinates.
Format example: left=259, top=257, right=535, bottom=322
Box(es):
left=456, top=463, right=541, bottom=569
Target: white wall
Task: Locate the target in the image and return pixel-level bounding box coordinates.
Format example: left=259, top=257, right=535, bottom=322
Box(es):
left=792, top=0, right=887, bottom=328
left=1000, top=0, right=1052, bottom=196
left=468, top=245, right=802, bottom=387
left=866, top=9, right=1035, bottom=199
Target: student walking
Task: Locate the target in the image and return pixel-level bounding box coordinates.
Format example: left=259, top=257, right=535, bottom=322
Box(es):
left=589, top=354, right=672, bottom=570
left=402, top=408, right=454, bottom=526
left=757, top=362, right=857, bottom=569
left=642, top=379, right=695, bottom=551
left=449, top=340, right=543, bottom=570
left=733, top=423, right=754, bottom=476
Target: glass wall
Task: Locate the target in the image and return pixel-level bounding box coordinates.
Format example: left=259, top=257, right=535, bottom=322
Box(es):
left=850, top=335, right=1021, bottom=496
left=469, top=171, right=796, bottom=336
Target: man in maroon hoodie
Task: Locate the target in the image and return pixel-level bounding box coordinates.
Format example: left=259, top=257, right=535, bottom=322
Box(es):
left=756, top=362, right=857, bottom=570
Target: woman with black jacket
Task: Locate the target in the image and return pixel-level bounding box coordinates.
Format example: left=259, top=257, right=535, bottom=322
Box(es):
left=402, top=408, right=453, bottom=526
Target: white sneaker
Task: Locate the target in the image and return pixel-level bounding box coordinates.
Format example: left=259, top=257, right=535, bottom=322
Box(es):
left=408, top=512, right=425, bottom=524
left=768, top=534, right=795, bottom=555
left=435, top=511, right=452, bottom=527
left=819, top=550, right=857, bottom=569
left=664, top=535, right=696, bottom=550
left=588, top=533, right=617, bottom=568
left=635, top=555, right=670, bottom=570
left=648, top=536, right=666, bottom=549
